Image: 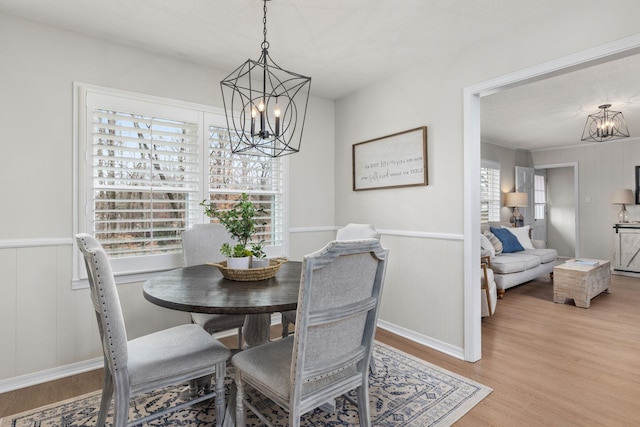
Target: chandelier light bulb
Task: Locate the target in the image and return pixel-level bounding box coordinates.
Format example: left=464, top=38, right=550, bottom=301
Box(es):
left=250, top=105, right=257, bottom=135
left=258, top=99, right=266, bottom=135
left=274, top=104, right=281, bottom=136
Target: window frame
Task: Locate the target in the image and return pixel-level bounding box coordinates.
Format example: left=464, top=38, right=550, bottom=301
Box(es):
left=73, top=83, right=288, bottom=287
left=534, top=172, right=546, bottom=220
left=480, top=160, right=501, bottom=223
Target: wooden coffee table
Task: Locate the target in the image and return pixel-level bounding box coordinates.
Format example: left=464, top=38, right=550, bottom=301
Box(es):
left=553, top=259, right=610, bottom=308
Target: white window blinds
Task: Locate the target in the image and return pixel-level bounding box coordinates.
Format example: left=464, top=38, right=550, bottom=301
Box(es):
left=91, top=109, right=200, bottom=257
left=205, top=125, right=284, bottom=247
left=534, top=173, right=546, bottom=220
left=481, top=161, right=501, bottom=223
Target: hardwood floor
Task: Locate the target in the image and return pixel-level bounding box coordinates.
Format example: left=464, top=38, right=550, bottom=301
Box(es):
left=2, top=273, right=640, bottom=425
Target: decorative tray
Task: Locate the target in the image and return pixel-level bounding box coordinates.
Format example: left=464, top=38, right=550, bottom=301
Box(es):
left=207, top=258, right=287, bottom=282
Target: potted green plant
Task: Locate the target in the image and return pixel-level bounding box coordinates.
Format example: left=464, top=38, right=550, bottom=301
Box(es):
left=200, top=193, right=266, bottom=269
left=250, top=240, right=269, bottom=268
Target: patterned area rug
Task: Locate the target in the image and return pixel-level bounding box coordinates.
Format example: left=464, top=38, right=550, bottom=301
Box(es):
left=1, top=342, right=491, bottom=427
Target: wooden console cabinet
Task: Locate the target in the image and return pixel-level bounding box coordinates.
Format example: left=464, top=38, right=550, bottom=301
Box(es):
left=613, top=224, right=640, bottom=273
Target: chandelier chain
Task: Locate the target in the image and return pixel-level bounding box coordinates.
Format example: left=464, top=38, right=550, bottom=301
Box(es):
left=262, top=0, right=269, bottom=50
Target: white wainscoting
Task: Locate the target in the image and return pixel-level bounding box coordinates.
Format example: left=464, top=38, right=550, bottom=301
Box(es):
left=0, top=229, right=464, bottom=392
left=0, top=239, right=189, bottom=392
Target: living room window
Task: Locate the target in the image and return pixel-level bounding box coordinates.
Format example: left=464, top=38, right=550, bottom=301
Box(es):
left=534, top=173, right=546, bottom=220
left=74, top=85, right=286, bottom=283
left=480, top=160, right=501, bottom=223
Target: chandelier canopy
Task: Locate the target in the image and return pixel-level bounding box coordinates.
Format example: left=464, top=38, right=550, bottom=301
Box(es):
left=581, top=103, right=630, bottom=143
left=220, top=0, right=311, bottom=157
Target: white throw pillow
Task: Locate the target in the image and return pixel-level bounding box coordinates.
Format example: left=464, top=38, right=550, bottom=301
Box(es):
left=503, top=225, right=534, bottom=250
left=480, top=233, right=495, bottom=257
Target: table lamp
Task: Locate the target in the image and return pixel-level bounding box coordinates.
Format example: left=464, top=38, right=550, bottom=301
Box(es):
left=612, top=189, right=634, bottom=223
left=505, top=192, right=528, bottom=227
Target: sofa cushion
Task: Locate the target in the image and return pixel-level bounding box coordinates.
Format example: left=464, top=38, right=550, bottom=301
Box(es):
left=504, top=225, right=534, bottom=249
left=490, top=253, right=541, bottom=274
left=483, top=230, right=503, bottom=254
left=480, top=233, right=495, bottom=257
left=490, top=227, right=524, bottom=253
left=522, top=248, right=558, bottom=264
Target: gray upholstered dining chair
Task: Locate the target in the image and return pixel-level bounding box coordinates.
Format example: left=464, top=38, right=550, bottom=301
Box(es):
left=182, top=223, right=246, bottom=349
left=232, top=238, right=389, bottom=427
left=281, top=223, right=381, bottom=338
left=75, top=234, right=231, bottom=427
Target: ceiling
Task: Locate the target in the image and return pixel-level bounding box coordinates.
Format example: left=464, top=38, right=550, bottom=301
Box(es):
left=481, top=53, right=640, bottom=151
left=1, top=0, right=638, bottom=151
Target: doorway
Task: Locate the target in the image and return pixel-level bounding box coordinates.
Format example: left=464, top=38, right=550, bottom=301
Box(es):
left=542, top=165, right=578, bottom=257
left=463, top=35, right=640, bottom=362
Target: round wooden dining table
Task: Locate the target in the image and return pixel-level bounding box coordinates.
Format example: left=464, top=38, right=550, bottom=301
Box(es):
left=143, top=261, right=302, bottom=347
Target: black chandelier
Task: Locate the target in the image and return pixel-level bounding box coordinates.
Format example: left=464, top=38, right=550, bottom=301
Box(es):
left=220, top=0, right=311, bottom=157
left=581, top=103, right=630, bottom=143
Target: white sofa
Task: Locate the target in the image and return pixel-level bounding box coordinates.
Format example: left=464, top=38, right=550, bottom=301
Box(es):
left=481, top=222, right=558, bottom=298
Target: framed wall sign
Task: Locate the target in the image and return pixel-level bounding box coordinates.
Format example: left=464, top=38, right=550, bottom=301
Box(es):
left=352, top=126, right=428, bottom=191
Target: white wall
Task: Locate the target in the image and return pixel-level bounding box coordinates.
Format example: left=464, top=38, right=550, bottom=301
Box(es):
left=532, top=139, right=640, bottom=260
left=0, top=13, right=335, bottom=388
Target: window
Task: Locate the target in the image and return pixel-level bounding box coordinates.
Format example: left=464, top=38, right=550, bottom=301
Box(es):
left=534, top=173, right=546, bottom=220
left=206, top=125, right=284, bottom=247
left=480, top=161, right=501, bottom=223
left=74, top=85, right=286, bottom=282
left=90, top=109, right=200, bottom=258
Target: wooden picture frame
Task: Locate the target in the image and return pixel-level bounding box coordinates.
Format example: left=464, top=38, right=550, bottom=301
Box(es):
left=636, top=165, right=640, bottom=204
left=352, top=126, right=428, bottom=191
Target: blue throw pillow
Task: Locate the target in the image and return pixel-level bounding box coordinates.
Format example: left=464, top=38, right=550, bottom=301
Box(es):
left=490, top=227, right=524, bottom=253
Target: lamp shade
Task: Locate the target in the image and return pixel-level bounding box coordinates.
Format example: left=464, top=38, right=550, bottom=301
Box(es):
left=505, top=192, right=528, bottom=207
left=612, top=189, right=634, bottom=205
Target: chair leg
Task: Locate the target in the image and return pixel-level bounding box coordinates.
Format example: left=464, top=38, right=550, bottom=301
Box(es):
left=369, top=352, right=377, bottom=374
left=214, top=361, right=227, bottom=427
left=281, top=318, right=291, bottom=338
left=356, top=384, right=372, bottom=427
left=202, top=374, right=213, bottom=394
left=189, top=379, right=199, bottom=398
left=289, top=401, right=301, bottom=427
left=96, top=370, right=113, bottom=427
left=112, top=385, right=130, bottom=427
left=237, top=326, right=243, bottom=349
left=235, top=374, right=246, bottom=427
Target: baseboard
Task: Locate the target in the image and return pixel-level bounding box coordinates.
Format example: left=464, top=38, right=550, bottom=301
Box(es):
left=612, top=269, right=640, bottom=278
left=376, top=319, right=465, bottom=360
left=0, top=357, right=103, bottom=394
